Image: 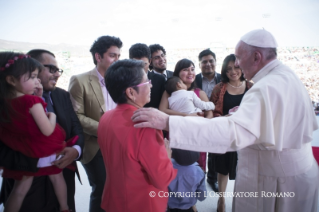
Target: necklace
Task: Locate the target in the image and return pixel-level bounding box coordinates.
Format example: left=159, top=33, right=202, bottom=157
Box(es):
left=228, top=81, right=244, bottom=88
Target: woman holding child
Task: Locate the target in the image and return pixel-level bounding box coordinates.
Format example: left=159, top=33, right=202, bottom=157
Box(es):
left=159, top=59, right=213, bottom=173
left=210, top=54, right=253, bottom=212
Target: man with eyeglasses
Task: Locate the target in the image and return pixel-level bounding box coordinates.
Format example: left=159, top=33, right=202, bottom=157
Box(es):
left=195, top=49, right=221, bottom=193
left=68, top=36, right=122, bottom=212
left=149, top=44, right=173, bottom=81
left=129, top=43, right=166, bottom=109
left=0, top=49, right=84, bottom=211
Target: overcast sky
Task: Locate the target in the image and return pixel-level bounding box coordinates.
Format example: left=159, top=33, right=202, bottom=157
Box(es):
left=1, top=0, right=319, bottom=49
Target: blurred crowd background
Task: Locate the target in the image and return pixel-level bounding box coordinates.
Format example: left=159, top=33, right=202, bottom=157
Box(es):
left=53, top=46, right=319, bottom=102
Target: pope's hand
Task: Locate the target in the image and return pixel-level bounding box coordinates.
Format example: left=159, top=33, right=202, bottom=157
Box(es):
left=132, top=108, right=169, bottom=131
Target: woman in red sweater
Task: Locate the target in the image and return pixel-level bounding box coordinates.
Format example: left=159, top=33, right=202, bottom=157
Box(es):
left=98, top=59, right=177, bottom=212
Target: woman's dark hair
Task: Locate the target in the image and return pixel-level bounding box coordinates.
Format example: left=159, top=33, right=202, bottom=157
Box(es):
left=173, top=59, right=195, bottom=91
left=220, top=54, right=245, bottom=83
left=0, top=52, right=43, bottom=123
left=105, top=59, right=144, bottom=104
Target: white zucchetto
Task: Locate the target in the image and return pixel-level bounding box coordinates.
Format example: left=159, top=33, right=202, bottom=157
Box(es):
left=240, top=29, right=278, bottom=48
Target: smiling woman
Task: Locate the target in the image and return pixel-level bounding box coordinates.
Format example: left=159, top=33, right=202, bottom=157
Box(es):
left=210, top=54, right=253, bottom=212
left=97, top=59, right=177, bottom=212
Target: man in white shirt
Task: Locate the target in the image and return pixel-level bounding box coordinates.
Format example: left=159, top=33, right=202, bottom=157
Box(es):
left=132, top=29, right=319, bottom=212
left=149, top=44, right=173, bottom=80
left=69, top=35, right=122, bottom=212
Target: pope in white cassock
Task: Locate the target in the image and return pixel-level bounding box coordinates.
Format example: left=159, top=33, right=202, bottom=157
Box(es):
left=132, top=29, right=319, bottom=212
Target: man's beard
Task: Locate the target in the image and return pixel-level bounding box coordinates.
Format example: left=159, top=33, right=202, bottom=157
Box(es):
left=154, top=67, right=166, bottom=73
left=202, top=70, right=215, bottom=76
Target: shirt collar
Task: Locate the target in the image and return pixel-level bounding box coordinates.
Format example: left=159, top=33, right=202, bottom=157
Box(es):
left=95, top=68, right=105, bottom=86
left=252, top=59, right=281, bottom=83
left=201, top=72, right=217, bottom=81
left=153, top=70, right=167, bottom=77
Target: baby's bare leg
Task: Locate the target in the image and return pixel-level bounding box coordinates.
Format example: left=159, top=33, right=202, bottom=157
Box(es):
left=4, top=176, right=33, bottom=212
left=49, top=172, right=69, bottom=211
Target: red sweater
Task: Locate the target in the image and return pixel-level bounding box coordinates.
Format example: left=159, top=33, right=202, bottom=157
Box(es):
left=98, top=104, right=177, bottom=212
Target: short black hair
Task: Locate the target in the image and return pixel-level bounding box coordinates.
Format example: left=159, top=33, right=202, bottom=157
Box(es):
left=149, top=44, right=166, bottom=56
left=90, top=36, right=122, bottom=65
left=27, top=49, right=55, bottom=62
left=198, top=49, right=216, bottom=61
left=165, top=76, right=181, bottom=95
left=172, top=149, right=200, bottom=166
left=220, top=54, right=245, bottom=83
left=129, top=43, right=151, bottom=61
left=105, top=59, right=144, bottom=104
left=173, top=59, right=195, bottom=91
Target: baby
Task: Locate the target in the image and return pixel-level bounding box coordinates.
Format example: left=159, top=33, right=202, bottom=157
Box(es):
left=166, top=77, right=215, bottom=114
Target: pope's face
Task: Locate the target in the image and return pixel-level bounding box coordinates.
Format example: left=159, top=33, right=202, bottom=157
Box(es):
left=235, top=41, right=258, bottom=81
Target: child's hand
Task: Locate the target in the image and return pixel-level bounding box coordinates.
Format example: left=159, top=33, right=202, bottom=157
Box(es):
left=229, top=106, right=239, bottom=114
left=187, top=112, right=204, bottom=117
left=34, top=78, right=43, bottom=97
left=164, top=138, right=172, bottom=159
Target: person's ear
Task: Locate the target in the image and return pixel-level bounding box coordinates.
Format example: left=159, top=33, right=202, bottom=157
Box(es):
left=125, top=87, right=136, bottom=102
left=254, top=51, right=262, bottom=64
left=6, top=75, right=17, bottom=87
left=95, top=53, right=102, bottom=63
left=149, top=58, right=153, bottom=67
left=176, top=81, right=182, bottom=89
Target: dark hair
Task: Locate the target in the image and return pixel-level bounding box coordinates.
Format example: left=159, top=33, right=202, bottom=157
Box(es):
left=129, top=43, right=151, bottom=61
left=165, top=76, right=181, bottom=95
left=220, top=54, right=245, bottom=83
left=27, top=49, right=55, bottom=62
left=198, top=49, right=216, bottom=61
left=173, top=58, right=195, bottom=91
left=0, top=52, right=43, bottom=123
left=90, top=36, right=123, bottom=65
left=172, top=149, right=200, bottom=166
left=105, top=59, right=144, bottom=104
left=149, top=44, right=166, bottom=56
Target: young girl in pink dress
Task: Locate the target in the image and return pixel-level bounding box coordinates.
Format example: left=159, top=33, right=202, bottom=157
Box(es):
left=0, top=52, right=71, bottom=212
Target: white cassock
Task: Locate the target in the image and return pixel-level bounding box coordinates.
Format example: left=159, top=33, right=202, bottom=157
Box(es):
left=169, top=59, right=319, bottom=212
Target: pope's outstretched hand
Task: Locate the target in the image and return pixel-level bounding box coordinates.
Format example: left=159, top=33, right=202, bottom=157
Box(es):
left=132, top=108, right=169, bottom=131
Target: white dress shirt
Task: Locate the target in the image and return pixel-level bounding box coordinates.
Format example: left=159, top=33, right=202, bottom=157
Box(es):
left=96, top=69, right=117, bottom=111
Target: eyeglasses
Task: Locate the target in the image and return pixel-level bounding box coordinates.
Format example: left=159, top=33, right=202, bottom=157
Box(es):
left=133, top=80, right=152, bottom=87
left=43, top=64, right=63, bottom=75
